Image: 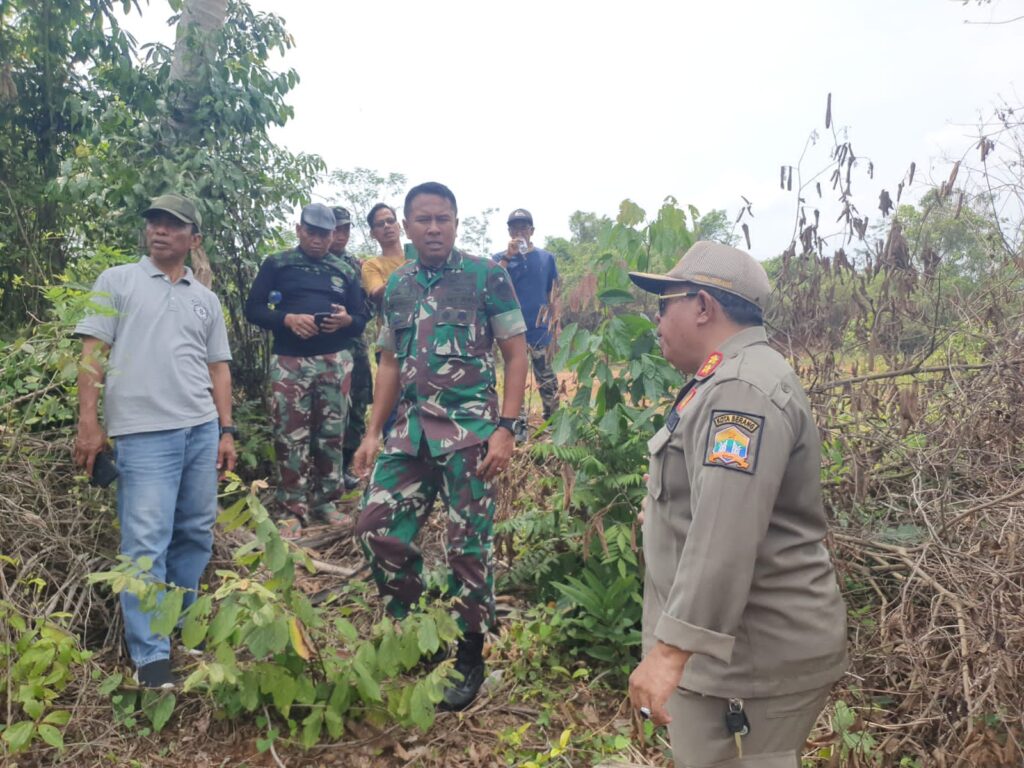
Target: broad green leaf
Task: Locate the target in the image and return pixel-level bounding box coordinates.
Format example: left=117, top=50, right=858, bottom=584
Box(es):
left=2, top=720, right=35, bottom=752
left=209, top=601, right=241, bottom=644
left=182, top=595, right=212, bottom=649
left=352, top=660, right=381, bottom=703
left=42, top=709, right=71, bottom=726
left=408, top=680, right=438, bottom=731
left=300, top=708, right=323, bottom=749
left=263, top=535, right=287, bottom=573
left=149, top=589, right=184, bottom=637
left=416, top=615, right=439, bottom=654
left=37, top=723, right=64, bottom=749
left=324, top=707, right=344, bottom=739
left=270, top=675, right=298, bottom=717
left=142, top=691, right=176, bottom=732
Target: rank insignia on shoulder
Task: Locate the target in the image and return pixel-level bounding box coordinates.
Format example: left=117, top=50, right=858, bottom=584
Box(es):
left=665, top=386, right=699, bottom=433
left=696, top=352, right=723, bottom=379
left=677, top=388, right=697, bottom=413
left=703, top=410, right=764, bottom=474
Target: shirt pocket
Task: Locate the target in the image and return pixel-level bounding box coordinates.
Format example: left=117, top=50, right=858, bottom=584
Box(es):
left=646, top=428, right=671, bottom=501
left=433, top=302, right=482, bottom=356
left=389, top=308, right=415, bottom=358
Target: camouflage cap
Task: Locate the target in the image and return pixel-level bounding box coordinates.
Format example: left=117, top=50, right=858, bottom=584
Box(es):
left=629, top=240, right=771, bottom=311
left=331, top=206, right=352, bottom=226
left=144, top=193, right=202, bottom=231
left=300, top=203, right=337, bottom=231
left=507, top=208, right=533, bottom=225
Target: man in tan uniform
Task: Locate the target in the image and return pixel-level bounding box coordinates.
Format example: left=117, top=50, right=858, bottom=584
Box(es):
left=627, top=241, right=847, bottom=768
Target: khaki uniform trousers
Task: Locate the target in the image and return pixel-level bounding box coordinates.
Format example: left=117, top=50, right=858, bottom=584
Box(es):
left=666, top=685, right=829, bottom=768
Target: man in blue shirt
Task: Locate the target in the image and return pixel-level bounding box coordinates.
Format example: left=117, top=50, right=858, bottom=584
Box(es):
left=495, top=208, right=560, bottom=434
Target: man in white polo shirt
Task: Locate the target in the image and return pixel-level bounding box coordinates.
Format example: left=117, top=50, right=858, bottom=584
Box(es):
left=74, top=194, right=236, bottom=688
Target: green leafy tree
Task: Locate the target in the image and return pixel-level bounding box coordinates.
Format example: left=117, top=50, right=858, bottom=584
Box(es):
left=53, top=0, right=323, bottom=395
left=0, top=0, right=140, bottom=318
left=325, top=167, right=408, bottom=255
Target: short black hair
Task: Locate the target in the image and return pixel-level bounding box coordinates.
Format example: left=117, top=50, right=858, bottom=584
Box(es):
left=367, top=202, right=397, bottom=229
left=404, top=181, right=457, bottom=218
left=702, top=285, right=763, bottom=326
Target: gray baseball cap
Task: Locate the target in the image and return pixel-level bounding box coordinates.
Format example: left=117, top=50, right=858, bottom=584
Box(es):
left=300, top=203, right=337, bottom=231
left=144, top=193, right=202, bottom=231
left=629, top=240, right=771, bottom=311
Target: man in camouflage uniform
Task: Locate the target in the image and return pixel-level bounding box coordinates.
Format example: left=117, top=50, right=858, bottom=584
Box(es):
left=353, top=182, right=528, bottom=711
left=329, top=206, right=371, bottom=489
left=245, top=203, right=368, bottom=529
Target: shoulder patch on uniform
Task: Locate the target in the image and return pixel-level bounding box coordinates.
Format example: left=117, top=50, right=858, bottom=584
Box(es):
left=696, top=352, right=723, bottom=379
left=703, top=410, right=764, bottom=474
left=487, top=267, right=516, bottom=303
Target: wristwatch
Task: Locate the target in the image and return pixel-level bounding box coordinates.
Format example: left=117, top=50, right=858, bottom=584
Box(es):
left=496, top=417, right=520, bottom=434
left=219, top=424, right=240, bottom=439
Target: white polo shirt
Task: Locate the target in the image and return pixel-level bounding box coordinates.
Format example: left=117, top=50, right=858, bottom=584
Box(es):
left=75, top=257, right=232, bottom=437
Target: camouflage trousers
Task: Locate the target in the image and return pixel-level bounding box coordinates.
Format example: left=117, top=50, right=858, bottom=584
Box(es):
left=343, top=340, right=372, bottom=455
left=528, top=343, right=560, bottom=421
left=270, top=351, right=353, bottom=524
left=355, top=441, right=495, bottom=633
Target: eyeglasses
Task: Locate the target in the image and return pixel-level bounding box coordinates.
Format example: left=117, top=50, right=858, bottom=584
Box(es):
left=371, top=217, right=398, bottom=229
left=657, top=291, right=698, bottom=315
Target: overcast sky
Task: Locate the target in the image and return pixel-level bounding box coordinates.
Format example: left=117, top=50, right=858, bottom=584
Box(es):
left=127, top=1, right=1022, bottom=257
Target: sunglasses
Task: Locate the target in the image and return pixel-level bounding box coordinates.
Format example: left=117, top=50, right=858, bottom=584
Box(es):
left=657, top=291, right=699, bottom=315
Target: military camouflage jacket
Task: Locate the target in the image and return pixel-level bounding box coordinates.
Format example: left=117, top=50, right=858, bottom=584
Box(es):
left=378, top=249, right=526, bottom=457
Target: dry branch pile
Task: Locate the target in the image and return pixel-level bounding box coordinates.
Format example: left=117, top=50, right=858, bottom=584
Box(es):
left=774, top=227, right=1024, bottom=765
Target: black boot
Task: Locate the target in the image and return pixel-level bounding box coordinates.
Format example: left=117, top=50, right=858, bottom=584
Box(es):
left=439, top=632, right=485, bottom=711
left=341, top=448, right=360, bottom=490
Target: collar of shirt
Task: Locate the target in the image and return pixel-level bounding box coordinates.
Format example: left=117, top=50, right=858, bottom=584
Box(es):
left=139, top=256, right=193, bottom=284
left=718, top=325, right=769, bottom=357
left=413, top=249, right=463, bottom=286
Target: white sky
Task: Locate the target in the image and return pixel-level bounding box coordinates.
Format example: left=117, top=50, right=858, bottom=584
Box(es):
left=126, top=0, right=1022, bottom=258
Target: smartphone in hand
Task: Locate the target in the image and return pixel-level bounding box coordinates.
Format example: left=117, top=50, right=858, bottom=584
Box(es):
left=90, top=449, right=119, bottom=488
left=313, top=311, right=332, bottom=326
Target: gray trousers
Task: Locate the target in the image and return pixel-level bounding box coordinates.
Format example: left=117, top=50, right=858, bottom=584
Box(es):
left=666, top=686, right=830, bottom=768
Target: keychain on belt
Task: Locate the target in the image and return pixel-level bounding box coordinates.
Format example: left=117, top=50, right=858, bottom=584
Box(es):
left=725, top=697, right=751, bottom=758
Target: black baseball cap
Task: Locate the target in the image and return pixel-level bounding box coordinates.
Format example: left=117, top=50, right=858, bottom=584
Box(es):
left=331, top=206, right=352, bottom=226
left=507, top=208, right=533, bottom=225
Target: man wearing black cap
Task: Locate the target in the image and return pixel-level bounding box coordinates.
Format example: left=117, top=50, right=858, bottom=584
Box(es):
left=329, top=206, right=371, bottom=490
left=245, top=203, right=369, bottom=532
left=74, top=193, right=236, bottom=688
left=626, top=241, right=847, bottom=766
left=495, top=208, right=560, bottom=436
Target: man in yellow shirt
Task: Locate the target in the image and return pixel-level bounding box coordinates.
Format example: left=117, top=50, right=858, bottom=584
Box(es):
left=362, top=203, right=408, bottom=309
left=361, top=203, right=410, bottom=439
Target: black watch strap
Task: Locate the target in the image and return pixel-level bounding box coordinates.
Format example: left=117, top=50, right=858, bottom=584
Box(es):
left=496, top=417, right=519, bottom=434
left=219, top=424, right=240, bottom=439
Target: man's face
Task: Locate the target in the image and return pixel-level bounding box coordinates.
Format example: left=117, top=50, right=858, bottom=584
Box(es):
left=370, top=208, right=401, bottom=247
left=655, top=287, right=702, bottom=373
left=296, top=223, right=334, bottom=259
left=145, top=212, right=199, bottom=262
left=404, top=194, right=458, bottom=265
left=508, top=220, right=534, bottom=243
left=330, top=223, right=351, bottom=254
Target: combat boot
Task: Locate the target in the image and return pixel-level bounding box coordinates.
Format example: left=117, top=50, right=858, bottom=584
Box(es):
left=439, top=632, right=485, bottom=711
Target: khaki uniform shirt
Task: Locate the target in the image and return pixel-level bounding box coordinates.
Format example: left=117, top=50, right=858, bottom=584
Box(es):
left=642, top=326, right=847, bottom=698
